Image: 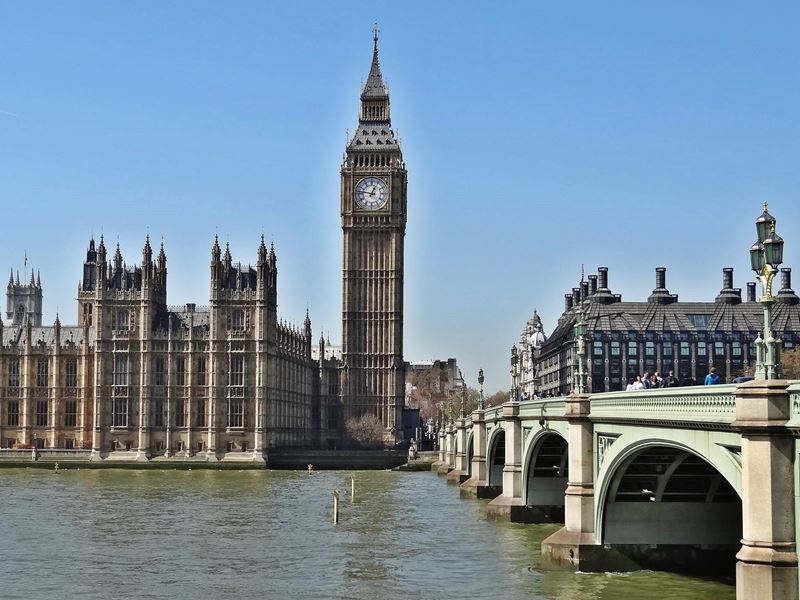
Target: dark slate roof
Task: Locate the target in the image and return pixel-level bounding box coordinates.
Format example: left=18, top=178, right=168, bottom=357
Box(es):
left=362, top=39, right=388, bottom=98
left=167, top=308, right=210, bottom=335
left=1, top=325, right=94, bottom=347
left=541, top=295, right=800, bottom=358
left=349, top=125, right=398, bottom=150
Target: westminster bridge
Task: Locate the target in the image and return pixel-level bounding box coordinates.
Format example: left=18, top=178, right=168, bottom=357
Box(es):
left=434, top=379, right=800, bottom=600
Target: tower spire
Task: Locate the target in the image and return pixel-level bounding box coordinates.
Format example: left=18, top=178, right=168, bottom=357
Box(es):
left=361, top=23, right=387, bottom=100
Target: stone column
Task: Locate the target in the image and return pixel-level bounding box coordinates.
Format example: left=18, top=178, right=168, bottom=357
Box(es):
left=90, top=340, right=106, bottom=460
left=437, top=425, right=454, bottom=475
left=447, top=417, right=468, bottom=485
left=433, top=427, right=447, bottom=472
left=542, top=394, right=601, bottom=566
left=486, top=400, right=531, bottom=522
left=733, top=380, right=798, bottom=600
left=447, top=424, right=456, bottom=467
left=461, top=408, right=496, bottom=499
left=136, top=339, right=150, bottom=461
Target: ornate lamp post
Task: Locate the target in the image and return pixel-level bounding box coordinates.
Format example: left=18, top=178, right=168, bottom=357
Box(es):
left=510, top=344, right=519, bottom=402
left=477, top=368, right=485, bottom=410
left=750, top=202, right=785, bottom=380
left=573, top=305, right=588, bottom=394
left=460, top=383, right=467, bottom=419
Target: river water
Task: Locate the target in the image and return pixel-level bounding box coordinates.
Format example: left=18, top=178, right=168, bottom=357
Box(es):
left=0, top=468, right=733, bottom=599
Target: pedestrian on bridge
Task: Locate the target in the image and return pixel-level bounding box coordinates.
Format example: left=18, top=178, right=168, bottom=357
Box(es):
left=704, top=366, right=721, bottom=385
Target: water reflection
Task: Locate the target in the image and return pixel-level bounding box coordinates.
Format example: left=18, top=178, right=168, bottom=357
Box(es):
left=0, top=469, right=734, bottom=600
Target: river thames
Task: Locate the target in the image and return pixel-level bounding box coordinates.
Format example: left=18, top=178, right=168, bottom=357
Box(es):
left=0, top=468, right=733, bottom=599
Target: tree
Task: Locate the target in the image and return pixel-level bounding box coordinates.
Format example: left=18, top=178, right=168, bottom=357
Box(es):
left=406, top=367, right=451, bottom=423
left=484, top=390, right=507, bottom=408
left=783, top=348, right=800, bottom=379
left=344, top=413, right=386, bottom=449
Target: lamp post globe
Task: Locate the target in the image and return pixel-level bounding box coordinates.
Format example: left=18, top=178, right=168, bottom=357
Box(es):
left=751, top=203, right=784, bottom=380
left=477, top=368, right=485, bottom=410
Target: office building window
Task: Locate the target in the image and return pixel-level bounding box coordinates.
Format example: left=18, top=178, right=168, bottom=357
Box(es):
left=229, top=355, right=244, bottom=387
left=176, top=357, right=186, bottom=386
left=113, top=399, right=128, bottom=427
left=8, top=359, right=20, bottom=388
left=66, top=358, right=78, bottom=387
left=114, top=355, right=128, bottom=386
left=7, top=400, right=20, bottom=426
left=195, top=356, right=206, bottom=386
left=65, top=400, right=77, bottom=427
left=228, top=398, right=244, bottom=428
left=36, top=358, right=49, bottom=387
left=35, top=400, right=48, bottom=427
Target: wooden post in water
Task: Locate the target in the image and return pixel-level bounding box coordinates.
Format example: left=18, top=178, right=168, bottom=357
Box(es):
left=351, top=475, right=355, bottom=503
left=333, top=490, right=340, bottom=524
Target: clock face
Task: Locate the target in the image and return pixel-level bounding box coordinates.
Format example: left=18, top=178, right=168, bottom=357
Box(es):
left=354, top=176, right=388, bottom=210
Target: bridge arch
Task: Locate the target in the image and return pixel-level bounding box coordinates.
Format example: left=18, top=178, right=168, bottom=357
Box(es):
left=465, top=431, right=473, bottom=477
left=521, top=429, right=568, bottom=521
left=486, top=427, right=505, bottom=487
left=596, top=437, right=742, bottom=575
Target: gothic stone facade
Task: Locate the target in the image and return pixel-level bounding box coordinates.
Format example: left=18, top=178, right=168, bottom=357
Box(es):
left=537, top=266, right=800, bottom=396
left=340, top=32, right=407, bottom=438
left=0, top=236, right=343, bottom=460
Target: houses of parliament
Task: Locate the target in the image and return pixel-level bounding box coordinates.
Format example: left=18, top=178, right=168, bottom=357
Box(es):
left=0, top=31, right=407, bottom=461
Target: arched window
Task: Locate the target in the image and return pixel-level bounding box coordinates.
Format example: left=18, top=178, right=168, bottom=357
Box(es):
left=231, top=309, right=245, bottom=331
left=15, top=305, right=24, bottom=323
left=115, top=310, right=129, bottom=330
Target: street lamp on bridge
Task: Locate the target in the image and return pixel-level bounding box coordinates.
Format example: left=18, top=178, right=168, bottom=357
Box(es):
left=573, top=305, right=588, bottom=394
left=477, top=368, right=484, bottom=410
left=510, top=344, right=519, bottom=402
left=749, top=202, right=785, bottom=380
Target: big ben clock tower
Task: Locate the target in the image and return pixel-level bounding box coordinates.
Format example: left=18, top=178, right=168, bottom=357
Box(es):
left=341, top=26, right=407, bottom=441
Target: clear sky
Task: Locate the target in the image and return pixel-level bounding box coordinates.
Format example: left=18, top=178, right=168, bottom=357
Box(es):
left=2, top=2, right=799, bottom=392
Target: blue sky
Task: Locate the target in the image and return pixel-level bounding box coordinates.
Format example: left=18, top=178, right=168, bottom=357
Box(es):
left=2, top=2, right=799, bottom=391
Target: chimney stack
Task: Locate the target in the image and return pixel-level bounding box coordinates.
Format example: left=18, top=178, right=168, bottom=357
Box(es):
left=778, top=268, right=799, bottom=304
left=782, top=268, right=792, bottom=292
left=656, top=267, right=666, bottom=290
left=572, top=287, right=581, bottom=306
left=588, top=275, right=598, bottom=296
left=648, top=266, right=676, bottom=304
left=565, top=294, right=573, bottom=312
left=723, top=267, right=734, bottom=291
left=580, top=281, right=589, bottom=301
left=747, top=282, right=756, bottom=302
left=598, top=267, right=609, bottom=291
left=716, top=267, right=741, bottom=304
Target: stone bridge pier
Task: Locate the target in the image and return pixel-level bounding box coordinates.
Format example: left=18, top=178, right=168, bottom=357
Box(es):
left=733, top=380, right=798, bottom=599
left=540, top=394, right=606, bottom=567
left=460, top=407, right=497, bottom=498
left=447, top=416, right=469, bottom=485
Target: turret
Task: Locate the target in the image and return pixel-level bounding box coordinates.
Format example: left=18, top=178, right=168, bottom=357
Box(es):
left=142, top=235, right=153, bottom=282
left=223, top=242, right=232, bottom=271
left=113, top=242, right=123, bottom=273
left=304, top=308, right=312, bottom=340
left=210, top=235, right=222, bottom=291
